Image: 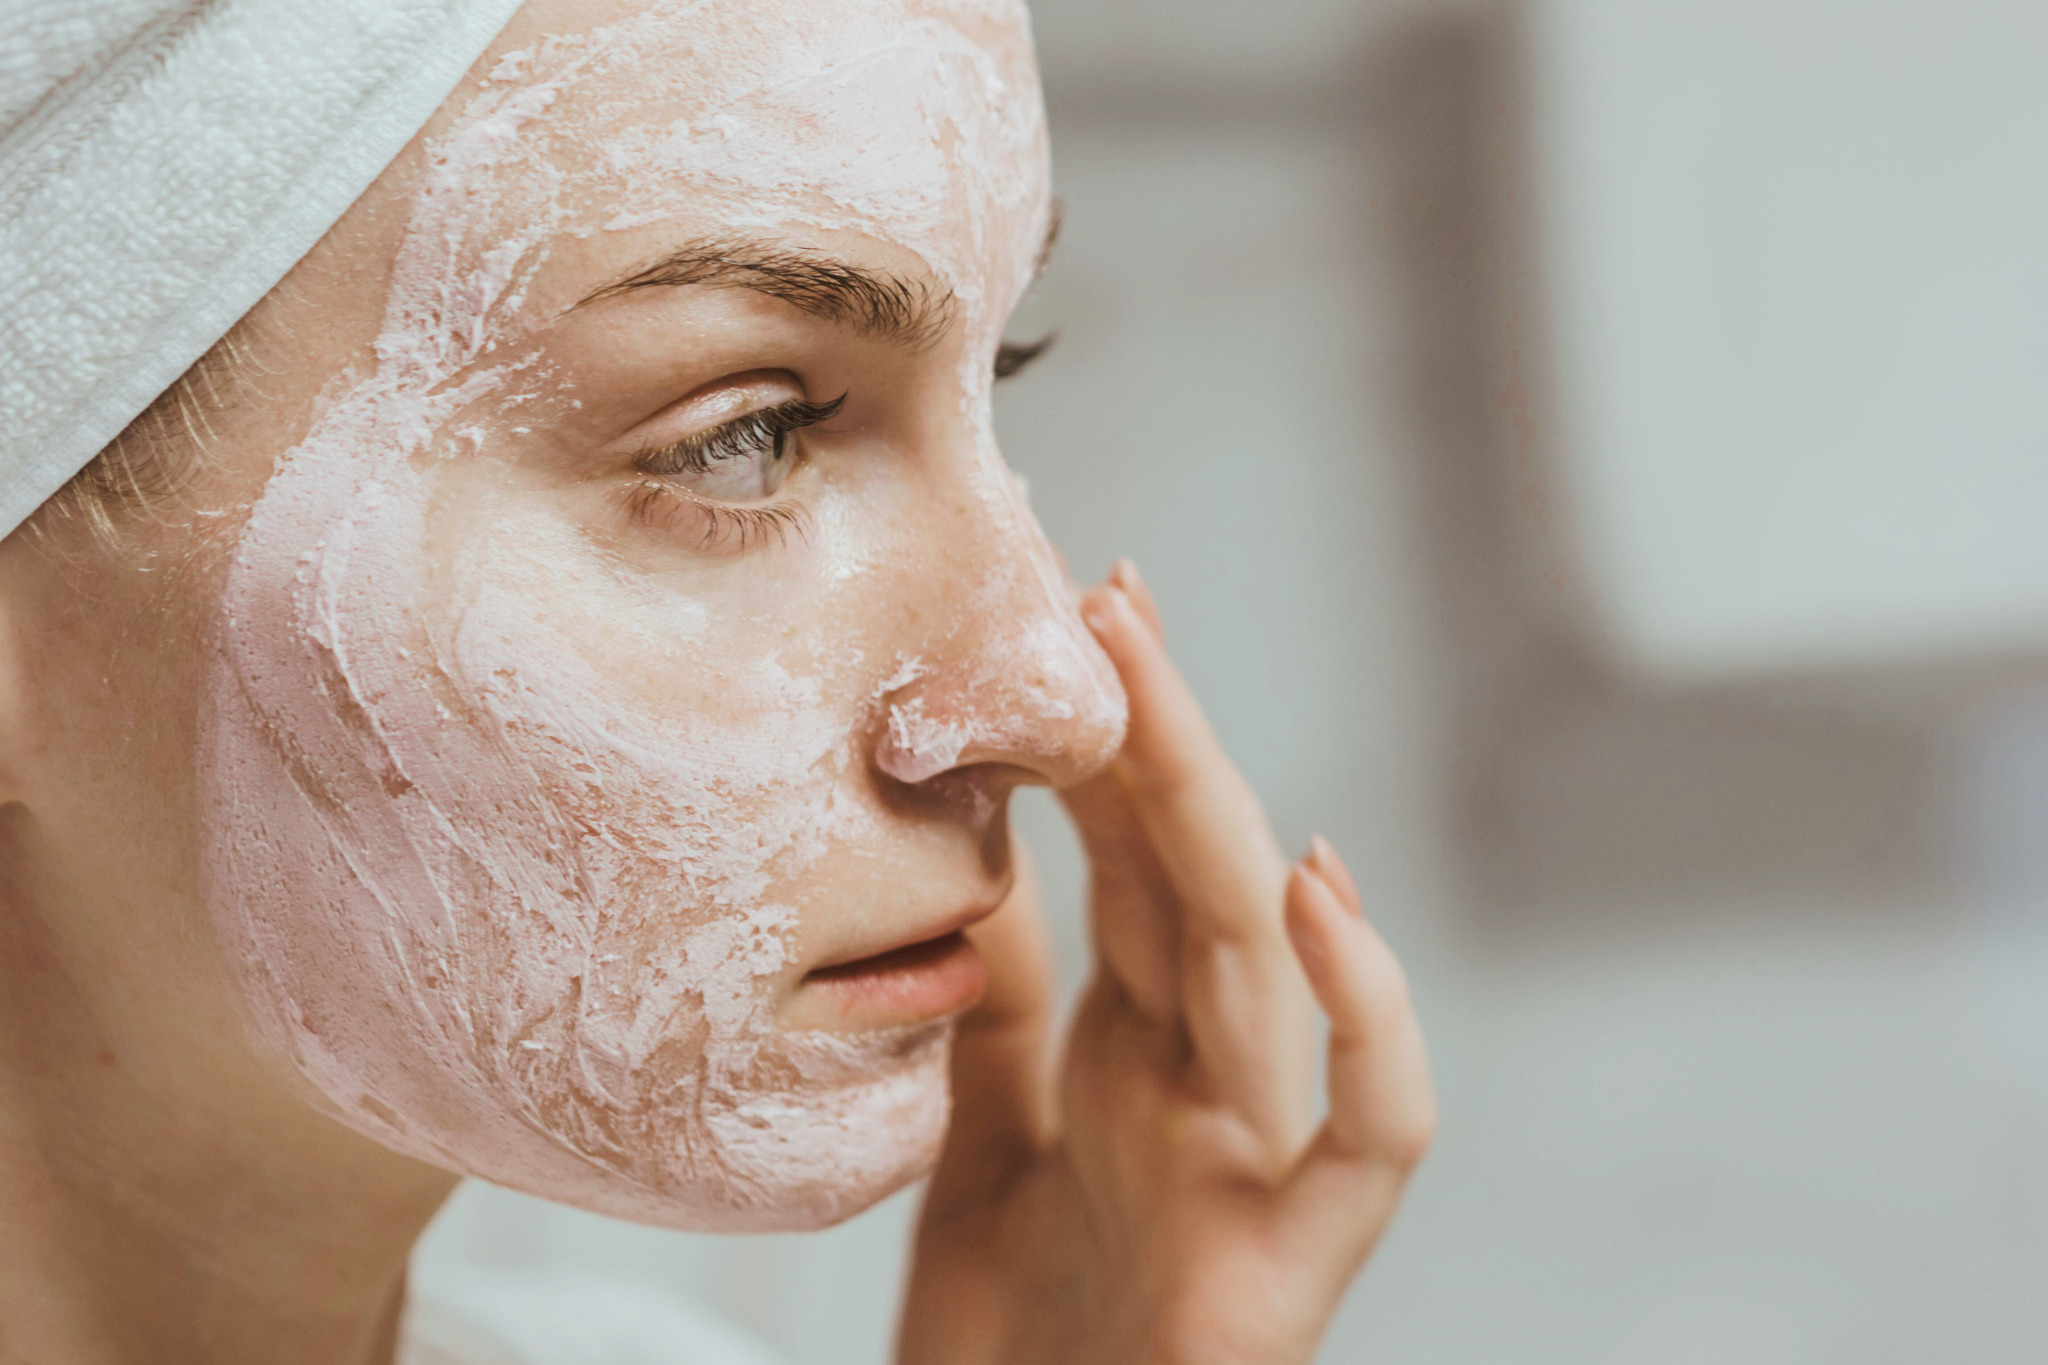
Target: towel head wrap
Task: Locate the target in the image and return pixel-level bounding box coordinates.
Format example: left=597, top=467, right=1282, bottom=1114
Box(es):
left=0, top=0, right=526, bottom=539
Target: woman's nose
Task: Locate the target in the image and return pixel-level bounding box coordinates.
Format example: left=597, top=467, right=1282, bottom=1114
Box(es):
left=872, top=518, right=1128, bottom=792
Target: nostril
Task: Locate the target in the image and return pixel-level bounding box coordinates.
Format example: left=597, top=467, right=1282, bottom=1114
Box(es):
left=877, top=694, right=973, bottom=785
left=872, top=661, right=1124, bottom=788
left=869, top=587, right=1129, bottom=789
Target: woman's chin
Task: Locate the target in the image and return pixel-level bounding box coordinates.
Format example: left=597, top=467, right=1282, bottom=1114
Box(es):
left=468, top=1020, right=958, bottom=1234
left=681, top=1023, right=957, bottom=1230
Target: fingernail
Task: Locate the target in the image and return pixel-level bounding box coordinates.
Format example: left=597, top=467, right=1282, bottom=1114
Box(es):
left=1082, top=587, right=1123, bottom=635
left=1113, top=559, right=1167, bottom=643
left=1288, top=856, right=1323, bottom=903
left=1284, top=873, right=1329, bottom=966
left=1307, top=834, right=1365, bottom=919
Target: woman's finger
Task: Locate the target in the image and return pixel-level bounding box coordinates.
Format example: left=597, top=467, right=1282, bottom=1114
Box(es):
left=1308, top=833, right=1362, bottom=914
left=1057, top=970, right=1186, bottom=1216
left=924, top=841, right=1060, bottom=1218
left=1080, top=570, right=1317, bottom=1159
left=1058, top=769, right=1182, bottom=1024
left=1276, top=853, right=1436, bottom=1266
left=1107, top=557, right=1166, bottom=643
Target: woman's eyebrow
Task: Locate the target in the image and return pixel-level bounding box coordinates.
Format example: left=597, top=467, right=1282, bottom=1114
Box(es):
left=575, top=236, right=956, bottom=350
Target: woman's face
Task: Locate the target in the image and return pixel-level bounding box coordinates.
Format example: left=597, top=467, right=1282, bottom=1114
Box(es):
left=26, top=0, right=1125, bottom=1231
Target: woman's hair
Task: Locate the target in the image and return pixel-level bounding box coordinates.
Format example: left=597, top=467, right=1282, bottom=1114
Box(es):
left=44, top=327, right=263, bottom=545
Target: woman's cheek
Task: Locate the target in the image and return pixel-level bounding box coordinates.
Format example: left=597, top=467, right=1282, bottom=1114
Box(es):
left=200, top=415, right=951, bottom=1232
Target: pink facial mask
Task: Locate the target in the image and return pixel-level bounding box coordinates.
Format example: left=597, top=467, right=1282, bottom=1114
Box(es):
left=199, top=0, right=1124, bottom=1230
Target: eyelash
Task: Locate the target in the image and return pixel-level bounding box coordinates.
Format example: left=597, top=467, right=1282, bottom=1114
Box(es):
left=995, top=333, right=1055, bottom=380
left=637, top=395, right=844, bottom=478
left=627, top=395, right=844, bottom=550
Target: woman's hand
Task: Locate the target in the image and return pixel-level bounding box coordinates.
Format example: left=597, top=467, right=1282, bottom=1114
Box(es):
left=898, top=560, right=1437, bottom=1365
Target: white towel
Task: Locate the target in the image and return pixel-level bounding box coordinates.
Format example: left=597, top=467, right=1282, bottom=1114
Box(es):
left=0, top=0, right=526, bottom=539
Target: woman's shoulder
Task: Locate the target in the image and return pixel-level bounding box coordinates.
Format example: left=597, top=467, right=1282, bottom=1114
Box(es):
left=400, top=1263, right=788, bottom=1365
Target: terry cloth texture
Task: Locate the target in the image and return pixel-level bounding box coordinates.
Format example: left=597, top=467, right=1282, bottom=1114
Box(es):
left=0, top=0, right=527, bottom=539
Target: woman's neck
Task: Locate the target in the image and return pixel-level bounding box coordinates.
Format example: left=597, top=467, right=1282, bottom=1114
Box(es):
left=0, top=843, right=458, bottom=1365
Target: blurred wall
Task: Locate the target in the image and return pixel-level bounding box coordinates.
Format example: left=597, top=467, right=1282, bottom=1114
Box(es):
left=418, top=2, right=2048, bottom=1359
left=1524, top=0, right=2048, bottom=680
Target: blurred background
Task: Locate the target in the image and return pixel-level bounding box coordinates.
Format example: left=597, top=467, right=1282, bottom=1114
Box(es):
left=418, top=0, right=2048, bottom=1358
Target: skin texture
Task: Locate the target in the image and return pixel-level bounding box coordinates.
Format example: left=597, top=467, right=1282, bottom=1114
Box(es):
left=195, top=0, right=1123, bottom=1228
left=0, top=2, right=1435, bottom=1363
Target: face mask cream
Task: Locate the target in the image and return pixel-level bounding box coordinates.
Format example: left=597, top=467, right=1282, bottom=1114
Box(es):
left=199, top=0, right=1129, bottom=1231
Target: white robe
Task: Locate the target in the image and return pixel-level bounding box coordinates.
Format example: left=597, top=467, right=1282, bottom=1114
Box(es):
left=402, top=1264, right=788, bottom=1365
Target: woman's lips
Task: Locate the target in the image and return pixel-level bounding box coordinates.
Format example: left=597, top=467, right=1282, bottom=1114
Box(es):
left=801, top=929, right=987, bottom=1024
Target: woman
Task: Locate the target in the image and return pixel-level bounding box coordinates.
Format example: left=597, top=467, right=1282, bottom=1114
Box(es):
left=0, top=1, right=1435, bottom=1360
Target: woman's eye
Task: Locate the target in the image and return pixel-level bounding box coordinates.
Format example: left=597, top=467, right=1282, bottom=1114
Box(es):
left=636, top=396, right=843, bottom=505
left=683, top=425, right=792, bottom=502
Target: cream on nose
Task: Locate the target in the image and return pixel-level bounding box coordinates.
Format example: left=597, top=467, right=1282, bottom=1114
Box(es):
left=874, top=570, right=1128, bottom=789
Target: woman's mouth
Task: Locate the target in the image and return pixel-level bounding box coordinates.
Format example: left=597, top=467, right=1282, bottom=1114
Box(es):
left=801, top=929, right=987, bottom=1025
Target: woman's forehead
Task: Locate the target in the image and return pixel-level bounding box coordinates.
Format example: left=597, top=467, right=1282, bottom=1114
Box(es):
left=456, top=0, right=1051, bottom=311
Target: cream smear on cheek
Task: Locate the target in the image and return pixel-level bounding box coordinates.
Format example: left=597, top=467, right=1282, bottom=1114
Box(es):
left=201, top=0, right=1118, bottom=1232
